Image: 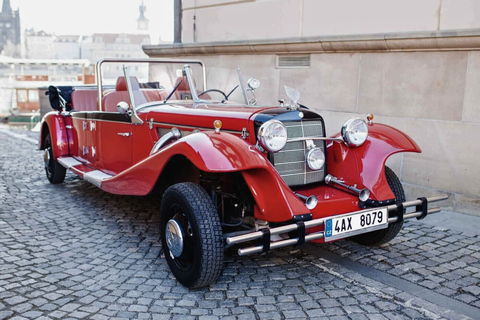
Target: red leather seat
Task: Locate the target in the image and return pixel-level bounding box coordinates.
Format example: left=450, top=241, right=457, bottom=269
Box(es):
left=70, top=90, right=98, bottom=111
left=102, top=77, right=140, bottom=112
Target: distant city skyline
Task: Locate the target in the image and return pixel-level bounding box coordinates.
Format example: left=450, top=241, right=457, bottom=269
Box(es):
left=9, top=0, right=173, bottom=43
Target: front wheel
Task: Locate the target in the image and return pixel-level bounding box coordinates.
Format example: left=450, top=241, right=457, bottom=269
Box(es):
left=44, top=133, right=66, bottom=184
left=160, top=182, right=223, bottom=288
left=350, top=166, right=405, bottom=245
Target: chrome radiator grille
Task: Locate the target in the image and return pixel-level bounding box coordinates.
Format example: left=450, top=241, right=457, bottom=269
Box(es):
left=271, top=120, right=326, bottom=186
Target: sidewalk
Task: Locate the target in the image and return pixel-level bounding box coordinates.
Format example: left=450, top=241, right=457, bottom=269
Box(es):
left=418, top=210, right=480, bottom=237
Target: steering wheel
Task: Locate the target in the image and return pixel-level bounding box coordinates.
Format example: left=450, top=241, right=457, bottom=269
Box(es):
left=198, top=89, right=228, bottom=99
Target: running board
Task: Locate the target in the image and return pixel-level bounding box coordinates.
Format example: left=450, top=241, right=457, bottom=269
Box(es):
left=226, top=195, right=449, bottom=256
left=57, top=156, right=113, bottom=188
left=58, top=157, right=82, bottom=169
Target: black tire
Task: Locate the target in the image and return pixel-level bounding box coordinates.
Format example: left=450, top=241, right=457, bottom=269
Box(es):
left=44, top=133, right=66, bottom=184
left=350, top=166, right=405, bottom=246
left=160, top=182, right=223, bottom=288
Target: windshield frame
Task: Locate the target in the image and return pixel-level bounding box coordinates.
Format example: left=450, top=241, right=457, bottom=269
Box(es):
left=94, top=58, right=207, bottom=113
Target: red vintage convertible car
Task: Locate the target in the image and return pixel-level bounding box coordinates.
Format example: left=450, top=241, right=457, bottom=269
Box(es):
left=39, top=58, right=447, bottom=288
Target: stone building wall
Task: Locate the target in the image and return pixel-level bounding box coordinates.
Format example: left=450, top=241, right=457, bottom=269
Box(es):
left=181, top=0, right=480, bottom=43
left=144, top=31, right=480, bottom=216
left=144, top=0, right=480, bottom=215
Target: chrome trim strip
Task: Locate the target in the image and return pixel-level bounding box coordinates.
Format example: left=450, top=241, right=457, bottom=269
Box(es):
left=287, top=136, right=343, bottom=143
left=150, top=121, right=243, bottom=135
left=274, top=160, right=305, bottom=165
left=84, top=170, right=112, bottom=188
left=73, top=118, right=130, bottom=125
left=278, top=171, right=323, bottom=178
left=58, top=157, right=82, bottom=169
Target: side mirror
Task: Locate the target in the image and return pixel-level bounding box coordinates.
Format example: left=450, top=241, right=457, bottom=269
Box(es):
left=117, top=101, right=129, bottom=114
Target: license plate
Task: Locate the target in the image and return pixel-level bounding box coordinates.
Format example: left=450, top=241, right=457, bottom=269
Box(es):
left=324, top=207, right=388, bottom=242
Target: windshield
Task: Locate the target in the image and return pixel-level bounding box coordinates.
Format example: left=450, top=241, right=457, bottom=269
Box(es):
left=95, top=58, right=206, bottom=110
left=95, top=58, right=259, bottom=114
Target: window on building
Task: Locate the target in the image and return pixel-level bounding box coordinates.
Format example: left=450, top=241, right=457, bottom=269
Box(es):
left=17, top=89, right=27, bottom=102
left=28, top=90, right=39, bottom=102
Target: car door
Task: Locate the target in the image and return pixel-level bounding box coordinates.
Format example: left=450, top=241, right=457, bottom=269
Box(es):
left=70, top=111, right=90, bottom=164
left=87, top=112, right=132, bottom=174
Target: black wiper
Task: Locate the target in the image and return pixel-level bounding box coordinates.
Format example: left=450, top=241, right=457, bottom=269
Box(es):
left=221, top=85, right=239, bottom=103
left=163, top=79, right=183, bottom=104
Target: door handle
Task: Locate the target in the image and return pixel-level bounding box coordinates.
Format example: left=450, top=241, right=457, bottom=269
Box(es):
left=117, top=132, right=131, bottom=137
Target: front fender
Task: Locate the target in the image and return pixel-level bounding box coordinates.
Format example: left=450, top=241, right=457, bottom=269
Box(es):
left=327, top=123, right=421, bottom=201
left=39, top=111, right=70, bottom=158
left=101, top=132, right=309, bottom=222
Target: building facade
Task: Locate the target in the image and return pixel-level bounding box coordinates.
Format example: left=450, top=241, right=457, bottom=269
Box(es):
left=144, top=0, right=480, bottom=216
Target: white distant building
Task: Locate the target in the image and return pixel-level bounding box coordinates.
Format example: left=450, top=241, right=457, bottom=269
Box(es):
left=24, top=30, right=149, bottom=63
left=21, top=0, right=151, bottom=63
left=54, top=35, right=82, bottom=60
left=87, top=33, right=150, bottom=62
left=24, top=30, right=54, bottom=59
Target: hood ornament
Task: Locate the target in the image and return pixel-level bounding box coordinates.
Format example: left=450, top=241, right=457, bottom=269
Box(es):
left=284, top=85, right=300, bottom=110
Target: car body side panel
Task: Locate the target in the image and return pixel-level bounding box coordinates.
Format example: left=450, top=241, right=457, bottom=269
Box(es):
left=100, top=131, right=309, bottom=222
left=39, top=112, right=71, bottom=157
left=327, top=123, right=421, bottom=201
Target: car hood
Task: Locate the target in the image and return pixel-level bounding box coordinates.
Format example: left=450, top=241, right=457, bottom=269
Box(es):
left=139, top=102, right=273, bottom=133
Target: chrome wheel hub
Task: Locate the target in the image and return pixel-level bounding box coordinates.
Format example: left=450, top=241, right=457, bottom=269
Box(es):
left=44, top=148, right=51, bottom=169
left=165, top=219, right=184, bottom=258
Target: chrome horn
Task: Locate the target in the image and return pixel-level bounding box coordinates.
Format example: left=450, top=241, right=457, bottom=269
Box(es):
left=294, top=193, right=318, bottom=210
left=325, top=174, right=371, bottom=202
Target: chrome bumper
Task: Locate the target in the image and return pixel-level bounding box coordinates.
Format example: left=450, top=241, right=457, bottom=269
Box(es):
left=225, top=195, right=448, bottom=256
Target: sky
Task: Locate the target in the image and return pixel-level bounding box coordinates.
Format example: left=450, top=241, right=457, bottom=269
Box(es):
left=9, top=0, right=174, bottom=43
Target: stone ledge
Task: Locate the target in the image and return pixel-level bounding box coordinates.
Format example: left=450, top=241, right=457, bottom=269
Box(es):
left=144, top=29, right=480, bottom=56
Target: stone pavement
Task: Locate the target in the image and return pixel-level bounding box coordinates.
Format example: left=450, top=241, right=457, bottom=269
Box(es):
left=0, top=125, right=479, bottom=320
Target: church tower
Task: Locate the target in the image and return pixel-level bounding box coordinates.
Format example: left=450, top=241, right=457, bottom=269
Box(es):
left=2, top=0, right=12, bottom=14
left=0, top=0, right=21, bottom=56
left=137, top=0, right=149, bottom=32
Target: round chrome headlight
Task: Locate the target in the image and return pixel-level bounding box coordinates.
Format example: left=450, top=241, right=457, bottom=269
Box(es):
left=341, top=118, right=368, bottom=147
left=258, top=120, right=287, bottom=153
left=247, top=78, right=260, bottom=90
left=306, top=147, right=325, bottom=171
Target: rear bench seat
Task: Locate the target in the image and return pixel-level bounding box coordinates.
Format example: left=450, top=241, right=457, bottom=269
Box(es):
left=70, top=77, right=171, bottom=113
left=70, top=89, right=98, bottom=111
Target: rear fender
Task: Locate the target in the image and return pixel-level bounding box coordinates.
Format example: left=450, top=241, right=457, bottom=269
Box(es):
left=101, top=131, right=308, bottom=222
left=39, top=112, right=70, bottom=158
left=327, top=123, right=421, bottom=200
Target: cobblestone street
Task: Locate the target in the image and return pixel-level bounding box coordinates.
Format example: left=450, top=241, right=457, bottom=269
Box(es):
left=0, top=125, right=479, bottom=320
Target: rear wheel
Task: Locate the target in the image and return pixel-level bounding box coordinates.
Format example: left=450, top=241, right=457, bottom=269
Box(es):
left=160, top=182, right=223, bottom=288
left=44, top=133, right=66, bottom=184
left=350, top=166, right=405, bottom=245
